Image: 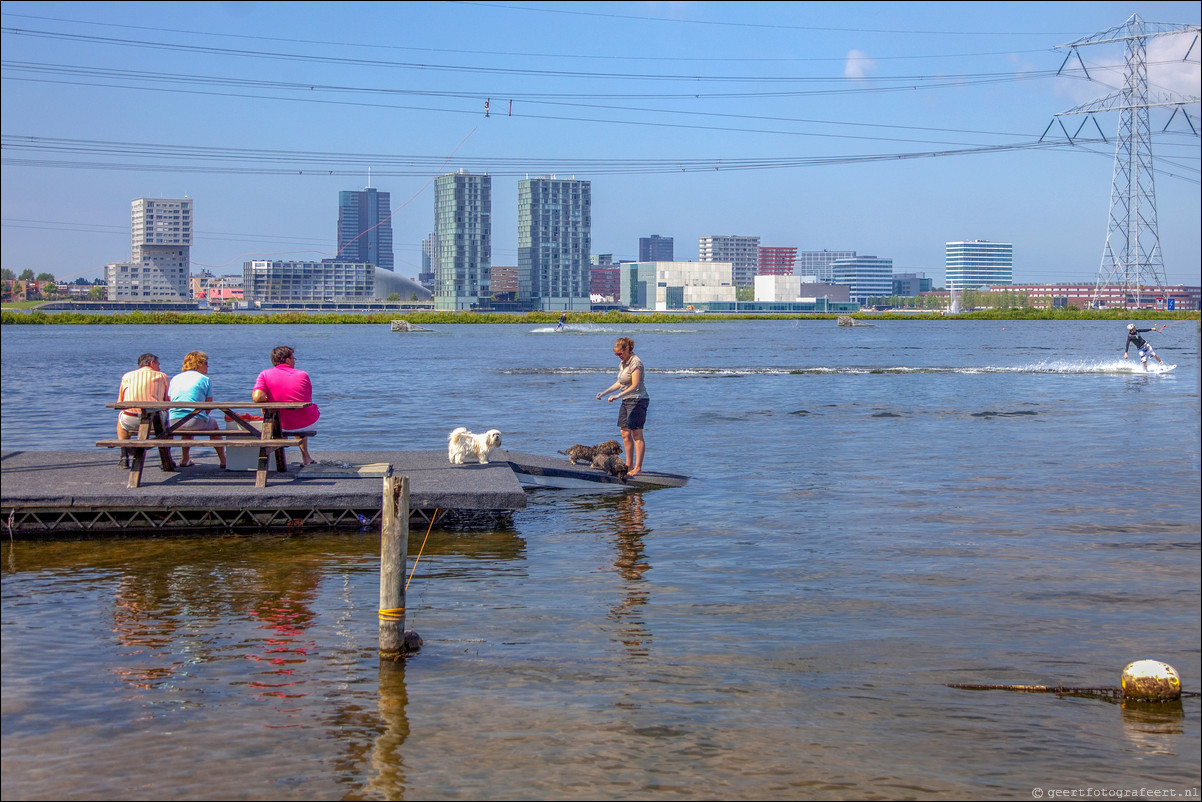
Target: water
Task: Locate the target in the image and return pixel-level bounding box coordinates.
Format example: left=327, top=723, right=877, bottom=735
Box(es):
left=2, top=319, right=1199, bottom=800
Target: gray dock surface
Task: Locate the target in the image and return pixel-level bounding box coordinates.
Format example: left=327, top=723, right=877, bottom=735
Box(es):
left=1, top=449, right=530, bottom=536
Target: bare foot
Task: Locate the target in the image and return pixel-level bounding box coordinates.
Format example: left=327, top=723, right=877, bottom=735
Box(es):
left=627, top=468, right=641, bottom=477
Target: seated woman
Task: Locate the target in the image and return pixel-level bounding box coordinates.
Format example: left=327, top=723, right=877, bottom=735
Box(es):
left=168, top=351, right=227, bottom=468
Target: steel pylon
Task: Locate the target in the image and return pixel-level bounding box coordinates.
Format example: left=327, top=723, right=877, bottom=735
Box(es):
left=1050, top=15, right=1201, bottom=309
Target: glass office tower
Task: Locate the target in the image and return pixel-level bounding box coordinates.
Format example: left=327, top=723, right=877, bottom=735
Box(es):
left=518, top=176, right=592, bottom=311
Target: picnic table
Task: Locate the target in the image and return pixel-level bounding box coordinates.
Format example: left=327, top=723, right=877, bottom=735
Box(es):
left=97, top=401, right=315, bottom=488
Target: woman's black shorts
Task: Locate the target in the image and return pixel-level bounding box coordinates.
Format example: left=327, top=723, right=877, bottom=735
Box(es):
left=617, top=397, right=649, bottom=431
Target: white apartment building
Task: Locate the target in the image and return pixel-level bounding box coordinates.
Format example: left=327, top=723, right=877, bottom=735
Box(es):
left=831, top=255, right=893, bottom=304
left=945, top=240, right=1013, bottom=291
left=699, top=235, right=759, bottom=288
left=106, top=198, right=193, bottom=300
left=242, top=260, right=375, bottom=302
left=796, top=250, right=856, bottom=282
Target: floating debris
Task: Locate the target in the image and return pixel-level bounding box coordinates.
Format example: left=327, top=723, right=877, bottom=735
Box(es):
left=837, top=316, right=874, bottom=327
left=949, top=660, right=1192, bottom=703
left=391, top=319, right=433, bottom=332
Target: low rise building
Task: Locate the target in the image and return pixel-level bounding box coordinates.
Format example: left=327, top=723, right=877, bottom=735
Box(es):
left=994, top=283, right=1198, bottom=311
left=620, top=261, right=736, bottom=311
left=754, top=275, right=850, bottom=303
left=242, top=260, right=432, bottom=304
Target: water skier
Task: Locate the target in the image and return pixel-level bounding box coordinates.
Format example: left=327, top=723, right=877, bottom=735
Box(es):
left=1123, top=323, right=1166, bottom=370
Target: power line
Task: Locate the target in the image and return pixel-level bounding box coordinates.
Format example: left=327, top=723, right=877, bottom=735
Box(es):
left=452, top=1, right=1085, bottom=37
left=0, top=9, right=1073, bottom=62
left=0, top=26, right=1065, bottom=85
left=1, top=133, right=1111, bottom=177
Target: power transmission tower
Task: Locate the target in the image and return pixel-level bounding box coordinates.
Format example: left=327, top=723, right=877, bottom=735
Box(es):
left=1046, top=15, right=1200, bottom=310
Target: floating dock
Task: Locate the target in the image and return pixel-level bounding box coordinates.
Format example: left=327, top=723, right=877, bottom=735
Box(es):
left=0, top=449, right=686, bottom=537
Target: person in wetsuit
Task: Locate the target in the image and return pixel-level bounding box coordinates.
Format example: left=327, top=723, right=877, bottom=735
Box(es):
left=1123, top=323, right=1166, bottom=369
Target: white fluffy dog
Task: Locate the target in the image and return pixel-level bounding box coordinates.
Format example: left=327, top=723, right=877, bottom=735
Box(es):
left=448, top=427, right=503, bottom=464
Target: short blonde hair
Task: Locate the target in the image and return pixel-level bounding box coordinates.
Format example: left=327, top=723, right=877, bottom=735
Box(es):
left=614, top=337, right=634, bottom=353
left=181, top=351, right=209, bottom=372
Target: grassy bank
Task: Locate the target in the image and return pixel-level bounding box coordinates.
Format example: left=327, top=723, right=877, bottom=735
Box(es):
left=1, top=308, right=1197, bottom=326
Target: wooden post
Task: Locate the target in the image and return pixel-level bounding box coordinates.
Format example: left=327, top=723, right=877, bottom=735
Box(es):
left=380, top=476, right=420, bottom=658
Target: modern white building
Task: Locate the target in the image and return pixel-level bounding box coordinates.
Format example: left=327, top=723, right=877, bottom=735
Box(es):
left=243, top=260, right=375, bottom=302
left=831, top=255, right=893, bottom=304
left=434, top=171, right=492, bottom=311
left=945, top=240, right=1013, bottom=291
left=796, top=250, right=856, bottom=282
left=518, top=176, right=591, bottom=311
left=698, top=235, right=759, bottom=288
left=106, top=198, right=193, bottom=300
left=620, top=261, right=736, bottom=310
left=753, top=275, right=850, bottom=304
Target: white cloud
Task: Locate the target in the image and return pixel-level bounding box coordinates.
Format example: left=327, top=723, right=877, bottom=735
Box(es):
left=844, top=50, right=876, bottom=81
left=1055, top=31, right=1201, bottom=106
left=1147, top=34, right=1201, bottom=98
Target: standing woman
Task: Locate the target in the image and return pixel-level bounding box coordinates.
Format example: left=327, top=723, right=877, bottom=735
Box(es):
left=597, top=336, right=649, bottom=477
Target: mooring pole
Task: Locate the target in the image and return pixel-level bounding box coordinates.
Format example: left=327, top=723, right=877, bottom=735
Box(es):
left=380, top=475, right=420, bottom=658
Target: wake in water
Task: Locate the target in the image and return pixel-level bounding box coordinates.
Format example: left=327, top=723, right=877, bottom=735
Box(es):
left=529, top=324, right=700, bottom=335
left=1031, top=358, right=1178, bottom=375
left=505, top=361, right=1180, bottom=376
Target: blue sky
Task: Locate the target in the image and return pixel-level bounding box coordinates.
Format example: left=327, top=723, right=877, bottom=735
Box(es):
left=2, top=1, right=1199, bottom=287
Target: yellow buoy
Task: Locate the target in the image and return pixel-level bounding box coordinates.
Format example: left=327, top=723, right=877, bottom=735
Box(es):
left=1120, top=660, right=1181, bottom=702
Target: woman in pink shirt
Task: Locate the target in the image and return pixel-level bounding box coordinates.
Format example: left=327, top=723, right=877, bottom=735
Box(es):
left=252, top=345, right=320, bottom=465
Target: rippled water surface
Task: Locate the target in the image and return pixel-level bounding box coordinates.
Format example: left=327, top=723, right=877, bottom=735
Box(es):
left=2, top=319, right=1199, bottom=800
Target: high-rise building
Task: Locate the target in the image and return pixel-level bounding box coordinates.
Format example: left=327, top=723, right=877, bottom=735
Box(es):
left=832, top=255, right=893, bottom=304
left=419, top=233, right=435, bottom=289
left=337, top=188, right=393, bottom=271
left=945, top=241, right=1012, bottom=291
left=699, top=235, right=759, bottom=287
left=639, top=235, right=674, bottom=262
left=106, top=197, right=193, bottom=300
left=758, top=246, right=797, bottom=276
left=796, top=250, right=856, bottom=282
left=518, top=176, right=591, bottom=311
left=434, top=171, right=492, bottom=311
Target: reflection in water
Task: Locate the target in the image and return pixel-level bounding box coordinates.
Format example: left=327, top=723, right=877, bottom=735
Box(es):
left=112, top=573, right=183, bottom=692
left=605, top=492, right=653, bottom=658
left=1121, top=700, right=1186, bottom=750
left=243, top=562, right=322, bottom=716
left=361, top=661, right=412, bottom=801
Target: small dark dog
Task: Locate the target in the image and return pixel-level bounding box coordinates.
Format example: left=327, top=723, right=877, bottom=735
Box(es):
left=590, top=452, right=629, bottom=480
left=559, top=440, right=622, bottom=465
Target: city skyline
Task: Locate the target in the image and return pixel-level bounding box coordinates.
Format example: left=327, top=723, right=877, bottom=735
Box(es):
left=1, top=2, right=1199, bottom=288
